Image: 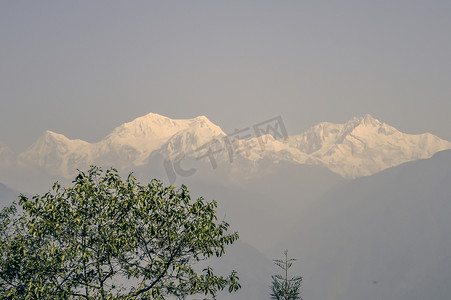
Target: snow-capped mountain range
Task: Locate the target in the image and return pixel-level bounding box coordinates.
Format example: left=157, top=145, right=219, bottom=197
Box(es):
left=288, top=114, right=451, bottom=177
left=1, top=113, right=450, bottom=179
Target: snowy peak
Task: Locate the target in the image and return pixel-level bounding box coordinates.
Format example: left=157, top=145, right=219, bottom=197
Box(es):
left=107, top=113, right=221, bottom=138
left=157, top=119, right=225, bottom=160
left=21, top=130, right=90, bottom=158
left=41, top=130, right=66, bottom=141
left=18, top=130, right=93, bottom=177
left=289, top=115, right=451, bottom=178
left=289, top=115, right=398, bottom=155
left=349, top=114, right=381, bottom=128
left=343, top=114, right=397, bottom=139
left=32, top=130, right=69, bottom=146
left=288, top=122, right=340, bottom=154
left=104, top=113, right=186, bottom=144
left=102, top=113, right=223, bottom=147
left=186, top=115, right=225, bottom=136
left=99, top=113, right=225, bottom=163
left=362, top=113, right=381, bottom=125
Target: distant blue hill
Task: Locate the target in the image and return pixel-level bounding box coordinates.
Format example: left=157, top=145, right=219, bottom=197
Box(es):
left=0, top=182, right=21, bottom=208
left=280, top=149, right=451, bottom=300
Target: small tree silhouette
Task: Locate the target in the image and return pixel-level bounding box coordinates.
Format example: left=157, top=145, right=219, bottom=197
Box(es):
left=270, top=249, right=303, bottom=300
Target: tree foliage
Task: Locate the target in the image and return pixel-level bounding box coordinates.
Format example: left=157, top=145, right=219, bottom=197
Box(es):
left=270, top=250, right=302, bottom=300
left=0, top=166, right=240, bottom=299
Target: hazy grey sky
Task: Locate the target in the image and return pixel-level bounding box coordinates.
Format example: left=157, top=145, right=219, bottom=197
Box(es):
left=1, top=1, right=450, bottom=152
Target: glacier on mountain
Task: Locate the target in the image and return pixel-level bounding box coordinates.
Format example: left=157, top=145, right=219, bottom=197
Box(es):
left=288, top=114, right=451, bottom=177
left=3, top=112, right=451, bottom=180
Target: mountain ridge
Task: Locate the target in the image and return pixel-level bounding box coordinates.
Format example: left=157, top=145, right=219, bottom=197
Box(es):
left=1, top=113, right=450, bottom=181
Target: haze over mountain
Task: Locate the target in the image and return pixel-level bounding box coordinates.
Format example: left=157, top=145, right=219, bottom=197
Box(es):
left=276, top=149, right=451, bottom=300
left=175, top=151, right=451, bottom=300
left=0, top=112, right=449, bottom=193
left=2, top=2, right=450, bottom=299
left=0, top=112, right=450, bottom=300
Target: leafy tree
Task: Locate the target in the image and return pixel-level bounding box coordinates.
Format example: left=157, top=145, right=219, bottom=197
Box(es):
left=0, top=166, right=240, bottom=299
left=270, top=250, right=302, bottom=300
